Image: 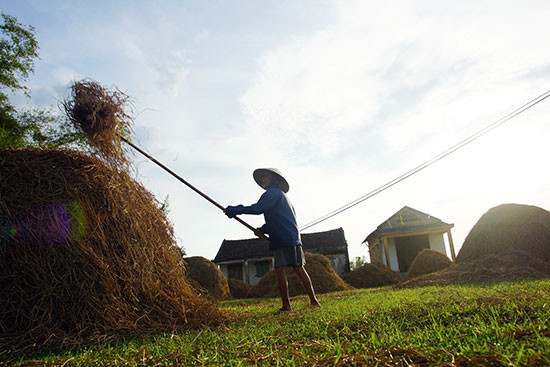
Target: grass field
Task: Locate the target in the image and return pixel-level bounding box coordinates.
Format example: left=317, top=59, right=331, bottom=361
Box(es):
left=4, top=279, right=549, bottom=366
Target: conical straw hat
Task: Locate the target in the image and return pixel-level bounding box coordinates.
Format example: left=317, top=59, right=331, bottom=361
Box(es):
left=253, top=168, right=289, bottom=193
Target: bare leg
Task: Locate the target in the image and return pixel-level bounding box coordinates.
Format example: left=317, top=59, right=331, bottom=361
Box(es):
left=275, top=266, right=291, bottom=310
left=293, top=265, right=321, bottom=306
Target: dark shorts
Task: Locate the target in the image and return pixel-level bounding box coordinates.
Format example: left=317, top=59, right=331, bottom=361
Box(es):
left=274, top=245, right=306, bottom=267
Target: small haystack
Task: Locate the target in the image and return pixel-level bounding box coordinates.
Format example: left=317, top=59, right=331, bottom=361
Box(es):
left=228, top=279, right=252, bottom=299
left=397, top=251, right=550, bottom=289
left=248, top=252, right=352, bottom=298
left=345, top=262, right=402, bottom=289
left=456, top=203, right=550, bottom=264
left=0, top=149, right=224, bottom=352
left=183, top=256, right=230, bottom=300
left=406, top=249, right=453, bottom=279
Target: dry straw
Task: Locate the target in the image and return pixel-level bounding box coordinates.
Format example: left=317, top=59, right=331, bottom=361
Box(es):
left=456, top=203, right=550, bottom=264
left=396, top=251, right=550, bottom=289
left=397, top=203, right=550, bottom=288
left=183, top=256, right=231, bottom=300
left=248, top=252, right=352, bottom=298
left=62, top=79, right=133, bottom=168
left=406, top=248, right=453, bottom=280
left=345, top=262, right=402, bottom=289
left=227, top=279, right=252, bottom=299
left=0, top=149, right=225, bottom=353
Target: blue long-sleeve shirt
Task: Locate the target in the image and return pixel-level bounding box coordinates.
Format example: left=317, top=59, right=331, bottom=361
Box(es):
left=227, top=184, right=301, bottom=250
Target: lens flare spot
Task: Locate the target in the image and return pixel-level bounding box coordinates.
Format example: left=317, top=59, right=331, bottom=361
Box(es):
left=3, top=201, right=89, bottom=247
left=67, top=201, right=87, bottom=240
left=13, top=202, right=70, bottom=246
left=1, top=223, right=16, bottom=248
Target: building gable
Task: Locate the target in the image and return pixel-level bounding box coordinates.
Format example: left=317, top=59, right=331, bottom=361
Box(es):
left=363, top=206, right=456, bottom=271
left=364, top=206, right=453, bottom=243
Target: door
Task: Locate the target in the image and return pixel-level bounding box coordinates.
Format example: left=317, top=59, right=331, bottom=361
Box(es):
left=394, top=234, right=429, bottom=272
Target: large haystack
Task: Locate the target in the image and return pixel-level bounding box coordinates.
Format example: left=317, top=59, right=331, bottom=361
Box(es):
left=248, top=252, right=352, bottom=298
left=345, top=262, right=402, bottom=288
left=406, top=249, right=453, bottom=279
left=183, top=256, right=230, bottom=300
left=228, top=279, right=252, bottom=299
left=396, top=251, right=550, bottom=289
left=456, top=203, right=550, bottom=264
left=0, top=149, right=224, bottom=352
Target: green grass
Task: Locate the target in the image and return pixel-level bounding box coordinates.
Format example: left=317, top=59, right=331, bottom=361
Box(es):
left=3, top=279, right=550, bottom=366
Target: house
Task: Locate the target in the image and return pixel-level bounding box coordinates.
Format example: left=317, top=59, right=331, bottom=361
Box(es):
left=363, top=206, right=455, bottom=275
left=213, top=227, right=350, bottom=285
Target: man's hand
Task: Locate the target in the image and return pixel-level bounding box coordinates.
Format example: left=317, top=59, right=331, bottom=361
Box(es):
left=224, top=205, right=242, bottom=218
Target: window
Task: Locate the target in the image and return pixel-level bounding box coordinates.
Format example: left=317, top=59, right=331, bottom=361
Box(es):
left=255, top=261, right=270, bottom=278
left=227, top=264, right=243, bottom=280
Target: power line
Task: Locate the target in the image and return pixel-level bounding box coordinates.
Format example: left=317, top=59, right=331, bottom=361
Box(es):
left=299, top=88, right=550, bottom=231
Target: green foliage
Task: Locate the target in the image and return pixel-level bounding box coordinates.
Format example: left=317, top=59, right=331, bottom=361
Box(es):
left=0, top=13, right=85, bottom=149
left=0, top=107, right=85, bottom=149
left=158, top=195, right=187, bottom=257
left=350, top=255, right=367, bottom=270
left=0, top=101, right=23, bottom=147
left=0, top=12, right=39, bottom=98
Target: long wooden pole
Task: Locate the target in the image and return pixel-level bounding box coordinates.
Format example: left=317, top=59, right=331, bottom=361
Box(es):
left=120, top=136, right=268, bottom=241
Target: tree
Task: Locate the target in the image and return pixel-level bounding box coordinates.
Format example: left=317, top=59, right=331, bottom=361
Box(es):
left=0, top=12, right=82, bottom=149
left=159, top=195, right=187, bottom=257
left=0, top=12, right=39, bottom=99
left=350, top=255, right=367, bottom=270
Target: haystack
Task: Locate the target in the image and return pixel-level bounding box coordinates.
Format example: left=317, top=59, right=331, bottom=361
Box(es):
left=456, top=203, right=550, bottom=264
left=183, top=256, right=230, bottom=300
left=406, top=249, right=453, bottom=279
left=228, top=279, right=252, bottom=299
left=0, top=149, right=224, bottom=352
left=345, top=262, right=402, bottom=288
left=248, top=252, right=352, bottom=298
left=397, top=251, right=550, bottom=289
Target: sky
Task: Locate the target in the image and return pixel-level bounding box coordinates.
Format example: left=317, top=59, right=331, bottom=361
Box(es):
left=3, top=0, right=550, bottom=262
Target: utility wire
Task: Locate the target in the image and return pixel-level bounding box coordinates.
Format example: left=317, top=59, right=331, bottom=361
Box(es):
left=300, top=89, right=550, bottom=231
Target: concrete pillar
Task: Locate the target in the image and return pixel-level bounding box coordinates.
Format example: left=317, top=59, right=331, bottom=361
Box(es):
left=447, top=230, right=456, bottom=261
left=383, top=236, right=391, bottom=269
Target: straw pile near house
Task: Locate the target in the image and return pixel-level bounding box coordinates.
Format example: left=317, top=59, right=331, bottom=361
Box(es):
left=0, top=149, right=224, bottom=352
left=345, top=262, right=402, bottom=288
left=397, top=203, right=550, bottom=288
left=456, top=203, right=550, bottom=264
left=406, top=249, right=453, bottom=279
left=396, top=251, right=550, bottom=288
left=228, top=279, right=252, bottom=299
left=183, top=256, right=230, bottom=300
left=248, top=252, right=352, bottom=298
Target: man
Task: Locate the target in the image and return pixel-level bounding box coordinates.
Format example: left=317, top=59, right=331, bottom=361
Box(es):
left=225, top=168, right=320, bottom=311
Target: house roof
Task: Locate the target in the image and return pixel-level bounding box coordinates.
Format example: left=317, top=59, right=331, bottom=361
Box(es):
left=213, top=227, right=348, bottom=263
left=363, top=206, right=453, bottom=243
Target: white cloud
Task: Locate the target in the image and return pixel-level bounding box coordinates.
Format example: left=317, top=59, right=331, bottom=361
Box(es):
left=51, top=66, right=83, bottom=86
left=151, top=52, right=191, bottom=97
left=234, top=0, right=550, bottom=260
left=240, top=26, right=382, bottom=158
